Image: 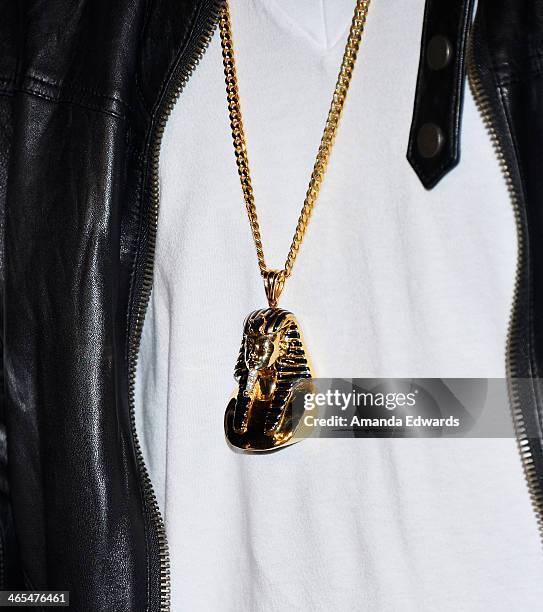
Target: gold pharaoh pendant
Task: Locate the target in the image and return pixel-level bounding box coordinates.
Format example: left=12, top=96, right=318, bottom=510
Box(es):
left=224, top=308, right=313, bottom=451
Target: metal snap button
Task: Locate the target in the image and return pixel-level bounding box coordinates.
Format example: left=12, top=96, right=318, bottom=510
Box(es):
left=416, top=123, right=445, bottom=158
left=427, top=35, right=453, bottom=70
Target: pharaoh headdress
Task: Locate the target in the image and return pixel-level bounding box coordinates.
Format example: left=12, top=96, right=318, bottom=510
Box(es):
left=225, top=308, right=313, bottom=450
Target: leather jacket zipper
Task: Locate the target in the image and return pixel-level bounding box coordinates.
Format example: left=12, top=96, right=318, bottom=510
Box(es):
left=467, top=41, right=543, bottom=541
left=127, top=2, right=223, bottom=610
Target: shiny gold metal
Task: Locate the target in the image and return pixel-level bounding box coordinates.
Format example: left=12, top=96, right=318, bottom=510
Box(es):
left=219, top=0, right=371, bottom=289
left=221, top=0, right=370, bottom=451
left=225, top=309, right=314, bottom=451
left=263, top=269, right=286, bottom=308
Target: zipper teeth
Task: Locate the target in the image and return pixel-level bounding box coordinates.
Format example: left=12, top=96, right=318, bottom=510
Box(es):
left=467, top=43, right=543, bottom=540
left=127, top=3, right=223, bottom=610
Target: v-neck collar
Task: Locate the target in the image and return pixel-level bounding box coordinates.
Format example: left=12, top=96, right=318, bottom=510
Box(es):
left=263, top=0, right=357, bottom=51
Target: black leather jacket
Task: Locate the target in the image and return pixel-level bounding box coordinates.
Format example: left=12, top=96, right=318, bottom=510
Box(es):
left=1, top=0, right=541, bottom=609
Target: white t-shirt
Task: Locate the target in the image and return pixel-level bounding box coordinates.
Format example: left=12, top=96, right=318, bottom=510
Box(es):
left=135, top=0, right=543, bottom=609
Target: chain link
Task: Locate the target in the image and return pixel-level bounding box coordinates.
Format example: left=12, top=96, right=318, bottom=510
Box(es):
left=219, top=0, right=371, bottom=282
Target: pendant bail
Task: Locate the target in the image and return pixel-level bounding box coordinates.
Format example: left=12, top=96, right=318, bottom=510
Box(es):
left=263, top=269, right=286, bottom=308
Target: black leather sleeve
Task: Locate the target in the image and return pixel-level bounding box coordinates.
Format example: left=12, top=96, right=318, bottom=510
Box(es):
left=0, top=95, right=23, bottom=593
left=471, top=0, right=543, bottom=494
left=0, top=0, right=24, bottom=591
left=2, top=0, right=161, bottom=607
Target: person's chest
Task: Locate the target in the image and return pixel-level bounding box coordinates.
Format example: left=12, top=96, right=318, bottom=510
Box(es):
left=153, top=0, right=515, bottom=379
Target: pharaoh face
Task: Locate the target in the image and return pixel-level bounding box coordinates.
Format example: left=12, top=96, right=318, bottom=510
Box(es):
left=244, top=331, right=282, bottom=370
left=226, top=308, right=313, bottom=451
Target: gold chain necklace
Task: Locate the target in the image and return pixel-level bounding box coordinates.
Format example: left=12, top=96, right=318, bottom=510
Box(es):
left=221, top=0, right=371, bottom=451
